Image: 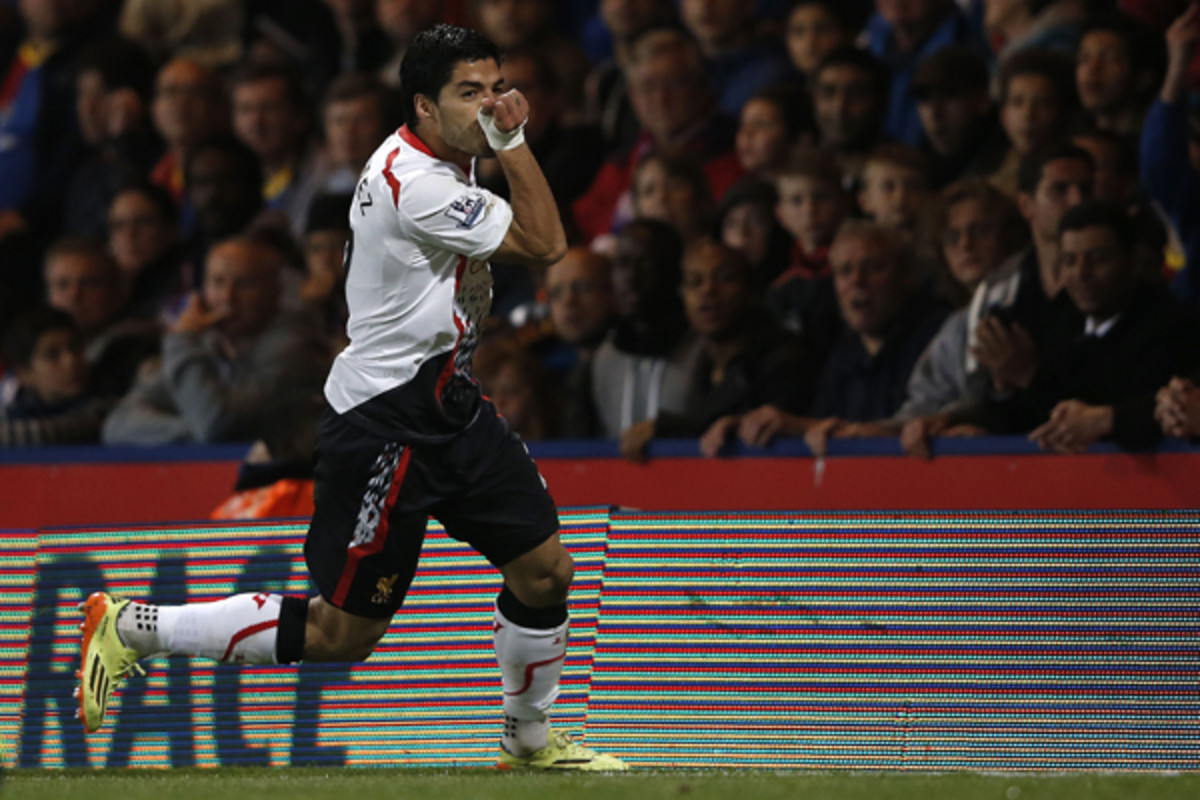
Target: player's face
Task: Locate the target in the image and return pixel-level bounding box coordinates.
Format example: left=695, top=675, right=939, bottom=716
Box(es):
left=430, top=58, right=505, bottom=159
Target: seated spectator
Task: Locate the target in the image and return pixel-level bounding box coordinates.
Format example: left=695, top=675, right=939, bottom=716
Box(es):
left=230, top=62, right=316, bottom=236
left=590, top=220, right=689, bottom=438
left=991, top=47, right=1079, bottom=196
left=835, top=179, right=1030, bottom=456
left=735, top=82, right=814, bottom=179
left=149, top=58, right=230, bottom=204
left=62, top=38, right=159, bottom=242
left=623, top=238, right=810, bottom=460
left=702, top=220, right=947, bottom=454
left=474, top=338, right=559, bottom=441
left=864, top=0, right=990, bottom=148
left=1155, top=374, right=1200, bottom=440
left=43, top=237, right=161, bottom=398
left=764, top=149, right=848, bottom=365
left=716, top=178, right=793, bottom=291
left=543, top=246, right=617, bottom=437
left=980, top=201, right=1200, bottom=451
left=857, top=144, right=932, bottom=233
left=784, top=0, right=854, bottom=82
left=1075, top=12, right=1161, bottom=138
left=573, top=28, right=742, bottom=242
left=811, top=46, right=891, bottom=177
left=911, top=46, right=1007, bottom=188
left=107, top=183, right=189, bottom=322
left=102, top=235, right=330, bottom=445
left=680, top=0, right=794, bottom=117
left=183, top=136, right=266, bottom=277
left=299, top=193, right=352, bottom=350
left=631, top=153, right=714, bottom=244
left=1141, top=3, right=1200, bottom=308
left=1, top=307, right=115, bottom=446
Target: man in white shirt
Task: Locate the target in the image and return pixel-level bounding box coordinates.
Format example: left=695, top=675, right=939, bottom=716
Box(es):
left=79, top=24, right=626, bottom=771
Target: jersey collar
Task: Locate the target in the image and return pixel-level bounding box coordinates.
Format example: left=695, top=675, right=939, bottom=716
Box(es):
left=398, top=125, right=474, bottom=180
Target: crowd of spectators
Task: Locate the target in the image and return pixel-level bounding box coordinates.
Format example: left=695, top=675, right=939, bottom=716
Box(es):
left=3, top=0, right=1200, bottom=468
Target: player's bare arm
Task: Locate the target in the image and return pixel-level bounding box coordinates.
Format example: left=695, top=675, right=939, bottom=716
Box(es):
left=485, top=89, right=568, bottom=267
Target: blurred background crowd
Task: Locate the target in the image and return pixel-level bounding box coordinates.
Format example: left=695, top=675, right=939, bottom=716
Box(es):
left=3, top=0, right=1200, bottom=476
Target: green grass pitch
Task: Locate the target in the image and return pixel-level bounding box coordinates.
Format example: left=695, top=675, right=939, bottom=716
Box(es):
left=2, top=769, right=1198, bottom=800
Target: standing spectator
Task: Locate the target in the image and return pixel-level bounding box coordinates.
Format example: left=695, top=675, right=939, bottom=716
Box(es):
left=810, top=46, right=892, bottom=176
left=911, top=46, right=1008, bottom=188
left=679, top=0, right=794, bottom=117
left=784, top=0, right=854, bottom=82
left=991, top=47, right=1079, bottom=196
left=148, top=58, right=229, bottom=203
left=102, top=235, right=329, bottom=445
left=2, top=307, right=115, bottom=446
left=230, top=62, right=315, bottom=236
left=735, top=82, right=814, bottom=179
left=573, top=29, right=742, bottom=242
left=1141, top=2, right=1200, bottom=307
left=625, top=238, right=810, bottom=460
left=1075, top=12, right=1162, bottom=138
left=864, top=0, right=990, bottom=147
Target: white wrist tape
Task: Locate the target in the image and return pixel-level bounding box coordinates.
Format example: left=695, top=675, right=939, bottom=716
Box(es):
left=477, top=108, right=526, bottom=151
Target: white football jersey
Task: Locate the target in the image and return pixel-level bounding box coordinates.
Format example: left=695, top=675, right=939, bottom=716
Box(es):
left=324, top=125, right=513, bottom=440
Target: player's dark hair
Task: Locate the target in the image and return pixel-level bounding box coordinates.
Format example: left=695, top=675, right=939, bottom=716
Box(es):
left=3, top=306, right=78, bottom=369
left=399, top=24, right=502, bottom=128
left=1058, top=200, right=1139, bottom=253
left=1018, top=142, right=1094, bottom=195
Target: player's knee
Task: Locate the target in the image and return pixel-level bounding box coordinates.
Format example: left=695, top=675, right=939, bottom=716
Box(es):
left=522, top=550, right=574, bottom=607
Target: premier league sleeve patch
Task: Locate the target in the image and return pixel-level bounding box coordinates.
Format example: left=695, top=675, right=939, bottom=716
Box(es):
left=443, top=193, right=489, bottom=229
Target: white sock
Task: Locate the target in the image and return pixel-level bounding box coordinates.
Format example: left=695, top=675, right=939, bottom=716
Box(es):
left=117, top=593, right=284, bottom=664
left=494, top=606, right=567, bottom=755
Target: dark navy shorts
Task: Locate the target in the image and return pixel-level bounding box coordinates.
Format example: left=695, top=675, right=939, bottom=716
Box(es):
left=304, top=402, right=560, bottom=619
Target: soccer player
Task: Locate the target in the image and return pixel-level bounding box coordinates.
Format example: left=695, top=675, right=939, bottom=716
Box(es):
left=77, top=24, right=627, bottom=772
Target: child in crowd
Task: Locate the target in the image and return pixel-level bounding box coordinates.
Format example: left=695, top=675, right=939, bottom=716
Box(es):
left=784, top=0, right=854, bottom=80
left=2, top=308, right=114, bottom=446
left=992, top=48, right=1079, bottom=196
left=857, top=144, right=933, bottom=233
left=771, top=148, right=848, bottom=279
left=630, top=153, right=714, bottom=244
